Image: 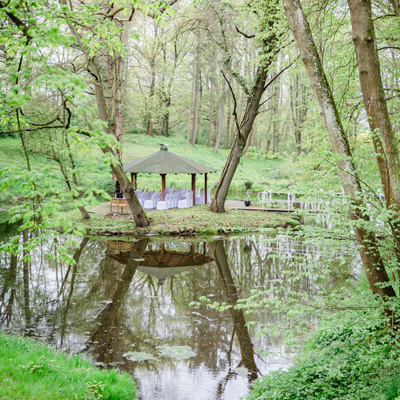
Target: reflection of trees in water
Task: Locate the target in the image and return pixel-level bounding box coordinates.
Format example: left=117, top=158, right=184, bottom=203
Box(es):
left=85, top=239, right=149, bottom=366
left=59, top=237, right=89, bottom=345
left=0, top=231, right=355, bottom=399
left=0, top=251, right=17, bottom=326
left=0, top=233, right=98, bottom=343
left=212, top=240, right=258, bottom=385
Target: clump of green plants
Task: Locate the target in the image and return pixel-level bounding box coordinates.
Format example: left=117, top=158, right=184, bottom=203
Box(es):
left=0, top=333, right=137, bottom=400
left=247, top=309, right=400, bottom=400
left=245, top=180, right=254, bottom=190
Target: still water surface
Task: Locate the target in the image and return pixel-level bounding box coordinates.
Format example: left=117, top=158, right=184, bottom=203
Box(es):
left=0, top=230, right=357, bottom=399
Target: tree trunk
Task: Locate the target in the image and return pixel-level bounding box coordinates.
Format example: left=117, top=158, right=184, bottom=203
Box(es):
left=214, top=78, right=227, bottom=153
left=347, top=0, right=400, bottom=208
left=207, top=76, right=214, bottom=147
left=390, top=0, right=400, bottom=16
left=271, top=79, right=280, bottom=153
left=146, top=60, right=156, bottom=136
left=290, top=73, right=308, bottom=162
left=224, top=96, right=231, bottom=149
left=90, top=62, right=148, bottom=227
left=282, top=0, right=396, bottom=299
left=186, top=63, right=196, bottom=153
left=61, top=0, right=149, bottom=227
left=160, top=101, right=170, bottom=137
left=191, top=44, right=201, bottom=147
left=209, top=68, right=268, bottom=212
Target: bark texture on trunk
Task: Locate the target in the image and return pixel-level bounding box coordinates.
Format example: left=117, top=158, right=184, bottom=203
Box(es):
left=347, top=0, right=400, bottom=208
left=282, top=0, right=396, bottom=299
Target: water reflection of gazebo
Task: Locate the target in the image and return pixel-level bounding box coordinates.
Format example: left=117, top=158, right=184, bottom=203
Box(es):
left=123, top=145, right=217, bottom=206
left=108, top=242, right=213, bottom=279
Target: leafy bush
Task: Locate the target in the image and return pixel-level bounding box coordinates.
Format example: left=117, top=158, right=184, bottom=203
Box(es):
left=245, top=180, right=254, bottom=190
left=247, top=310, right=400, bottom=400
left=128, top=126, right=147, bottom=135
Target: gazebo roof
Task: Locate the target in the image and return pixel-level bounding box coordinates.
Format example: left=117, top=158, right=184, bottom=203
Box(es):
left=109, top=249, right=214, bottom=268
left=123, top=146, right=217, bottom=175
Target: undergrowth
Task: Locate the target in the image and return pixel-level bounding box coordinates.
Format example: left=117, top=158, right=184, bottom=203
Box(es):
left=247, top=308, right=400, bottom=400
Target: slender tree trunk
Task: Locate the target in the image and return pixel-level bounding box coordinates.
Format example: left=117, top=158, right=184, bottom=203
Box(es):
left=224, top=96, right=231, bottom=149
left=91, top=61, right=148, bottom=226
left=282, top=0, right=396, bottom=299
left=209, top=68, right=268, bottom=212
left=347, top=0, right=400, bottom=208
left=214, top=78, right=227, bottom=153
left=186, top=62, right=196, bottom=152
left=271, top=79, right=280, bottom=153
left=207, top=76, right=214, bottom=147
left=191, top=44, right=201, bottom=147
left=146, top=60, right=156, bottom=136
left=64, top=131, right=90, bottom=220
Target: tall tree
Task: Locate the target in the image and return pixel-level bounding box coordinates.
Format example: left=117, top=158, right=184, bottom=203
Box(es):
left=208, top=0, right=284, bottom=213
left=59, top=1, right=178, bottom=227
left=281, top=0, right=396, bottom=301
left=347, top=0, right=400, bottom=208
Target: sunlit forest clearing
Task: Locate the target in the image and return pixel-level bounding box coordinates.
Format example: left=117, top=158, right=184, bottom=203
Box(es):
left=1, top=0, right=400, bottom=399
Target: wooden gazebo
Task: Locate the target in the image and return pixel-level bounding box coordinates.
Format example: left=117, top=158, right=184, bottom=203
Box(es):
left=123, top=145, right=217, bottom=205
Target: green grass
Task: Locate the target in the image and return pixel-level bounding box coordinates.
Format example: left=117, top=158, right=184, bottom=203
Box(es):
left=0, top=333, right=136, bottom=400
left=73, top=205, right=298, bottom=235
left=0, top=133, right=296, bottom=206
left=121, top=133, right=293, bottom=194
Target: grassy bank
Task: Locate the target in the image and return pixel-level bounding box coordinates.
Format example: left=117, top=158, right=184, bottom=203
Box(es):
left=0, top=333, right=136, bottom=400
left=72, top=206, right=299, bottom=236
left=0, top=134, right=295, bottom=204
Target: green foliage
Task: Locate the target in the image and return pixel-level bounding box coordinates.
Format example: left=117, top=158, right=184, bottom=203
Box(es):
left=245, top=180, right=253, bottom=190
left=0, top=332, right=136, bottom=400
left=247, top=309, right=400, bottom=400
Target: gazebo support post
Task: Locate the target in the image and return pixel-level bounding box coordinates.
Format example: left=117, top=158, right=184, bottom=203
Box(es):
left=204, top=173, right=208, bottom=204
left=161, top=174, right=166, bottom=201
left=192, top=174, right=196, bottom=206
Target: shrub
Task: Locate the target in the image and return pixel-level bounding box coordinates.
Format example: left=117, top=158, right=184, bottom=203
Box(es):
left=247, top=310, right=400, bottom=400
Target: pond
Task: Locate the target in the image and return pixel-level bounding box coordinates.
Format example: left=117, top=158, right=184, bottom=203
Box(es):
left=0, top=228, right=358, bottom=400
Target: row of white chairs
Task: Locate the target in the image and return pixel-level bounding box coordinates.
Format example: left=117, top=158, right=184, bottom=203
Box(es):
left=134, top=187, right=211, bottom=210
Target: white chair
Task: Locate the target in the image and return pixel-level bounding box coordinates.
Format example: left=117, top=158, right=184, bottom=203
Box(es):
left=143, top=193, right=157, bottom=209
left=178, top=196, right=189, bottom=208
left=167, top=193, right=175, bottom=209
left=156, top=201, right=167, bottom=210
left=196, top=190, right=204, bottom=205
